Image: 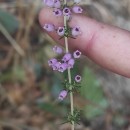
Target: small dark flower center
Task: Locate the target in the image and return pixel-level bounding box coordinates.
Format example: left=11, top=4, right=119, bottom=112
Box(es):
left=75, top=28, right=79, bottom=31
left=65, top=9, right=69, bottom=13
left=55, top=11, right=59, bottom=14
left=78, top=8, right=81, bottom=11
left=59, top=28, right=63, bottom=32
left=76, top=76, right=80, bottom=80
left=76, top=52, right=80, bottom=55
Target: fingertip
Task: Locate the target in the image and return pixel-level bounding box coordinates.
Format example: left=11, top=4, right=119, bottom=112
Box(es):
left=38, top=7, right=130, bottom=77
left=39, top=8, right=53, bottom=29
left=38, top=7, right=98, bottom=53
left=38, top=8, right=44, bottom=26
left=39, top=7, right=63, bottom=28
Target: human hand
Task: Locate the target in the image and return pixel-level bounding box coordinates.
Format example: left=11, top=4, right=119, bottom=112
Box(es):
left=39, top=7, right=130, bottom=78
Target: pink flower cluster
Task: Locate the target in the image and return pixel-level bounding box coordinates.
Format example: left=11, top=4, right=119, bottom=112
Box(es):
left=43, top=0, right=83, bottom=37
left=43, top=0, right=83, bottom=101
left=48, top=46, right=81, bottom=101
left=43, top=0, right=82, bottom=14
left=48, top=46, right=81, bottom=73
left=48, top=46, right=82, bottom=100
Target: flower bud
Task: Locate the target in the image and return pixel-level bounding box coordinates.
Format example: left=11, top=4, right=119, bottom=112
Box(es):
left=58, top=90, right=68, bottom=100
left=58, top=63, right=68, bottom=72
left=68, top=58, right=75, bottom=68
left=73, top=50, right=81, bottom=58
left=48, top=58, right=57, bottom=66
left=52, top=62, right=61, bottom=70
left=72, top=27, right=81, bottom=37
left=53, top=8, right=62, bottom=16
left=54, top=0, right=61, bottom=8
left=75, top=75, right=81, bottom=82
left=72, top=6, right=83, bottom=13
left=43, top=23, right=55, bottom=32
left=62, top=53, right=72, bottom=62
left=53, top=46, right=63, bottom=54
left=63, top=7, right=71, bottom=16
left=57, top=27, right=65, bottom=36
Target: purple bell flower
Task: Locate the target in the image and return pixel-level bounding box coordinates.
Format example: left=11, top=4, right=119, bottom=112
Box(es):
left=52, top=62, right=61, bottom=70
left=58, top=90, right=68, bottom=100
left=48, top=58, right=57, bottom=66
left=43, top=0, right=54, bottom=7
left=68, top=58, right=75, bottom=68
left=53, top=8, right=62, bottom=16
left=53, top=45, right=63, bottom=54
left=58, top=63, right=68, bottom=72
left=57, top=27, right=65, bottom=36
left=63, top=7, right=71, bottom=16
left=62, top=53, right=72, bottom=62
left=72, top=26, right=81, bottom=37
left=43, top=23, right=55, bottom=32
left=54, top=0, right=61, bottom=8
left=73, top=50, right=82, bottom=58
left=72, top=6, right=83, bottom=13
left=75, top=75, right=82, bottom=82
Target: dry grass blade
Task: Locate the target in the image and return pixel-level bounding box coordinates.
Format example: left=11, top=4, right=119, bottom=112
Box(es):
left=0, top=22, right=25, bottom=57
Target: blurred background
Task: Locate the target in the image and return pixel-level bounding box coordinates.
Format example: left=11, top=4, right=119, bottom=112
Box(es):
left=0, top=0, right=130, bottom=130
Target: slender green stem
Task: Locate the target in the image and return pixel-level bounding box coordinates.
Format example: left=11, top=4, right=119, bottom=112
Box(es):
left=63, top=0, right=74, bottom=130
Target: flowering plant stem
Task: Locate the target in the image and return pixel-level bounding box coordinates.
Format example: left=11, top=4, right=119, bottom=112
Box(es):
left=43, top=0, right=83, bottom=128
left=64, top=0, right=74, bottom=129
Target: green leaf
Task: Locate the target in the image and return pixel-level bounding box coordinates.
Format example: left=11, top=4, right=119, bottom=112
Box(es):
left=81, top=67, right=108, bottom=119
left=0, top=66, right=26, bottom=83
left=0, top=9, right=19, bottom=33
left=38, top=102, right=58, bottom=115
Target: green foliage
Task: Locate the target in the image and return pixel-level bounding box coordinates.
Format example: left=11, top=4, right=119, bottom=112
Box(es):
left=0, top=9, right=19, bottom=33
left=81, top=67, right=108, bottom=120
left=62, top=79, right=81, bottom=92
left=38, top=102, right=58, bottom=115
left=0, top=66, right=26, bottom=83
left=66, top=108, right=81, bottom=124
left=38, top=101, right=68, bottom=116
left=13, top=66, right=26, bottom=82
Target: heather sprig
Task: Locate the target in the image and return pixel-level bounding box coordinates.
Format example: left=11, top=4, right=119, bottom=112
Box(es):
left=66, top=108, right=81, bottom=124
left=42, top=0, right=83, bottom=129
left=62, top=78, right=82, bottom=92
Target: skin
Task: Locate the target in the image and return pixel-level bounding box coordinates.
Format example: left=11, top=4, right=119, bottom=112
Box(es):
left=39, top=7, right=130, bottom=78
